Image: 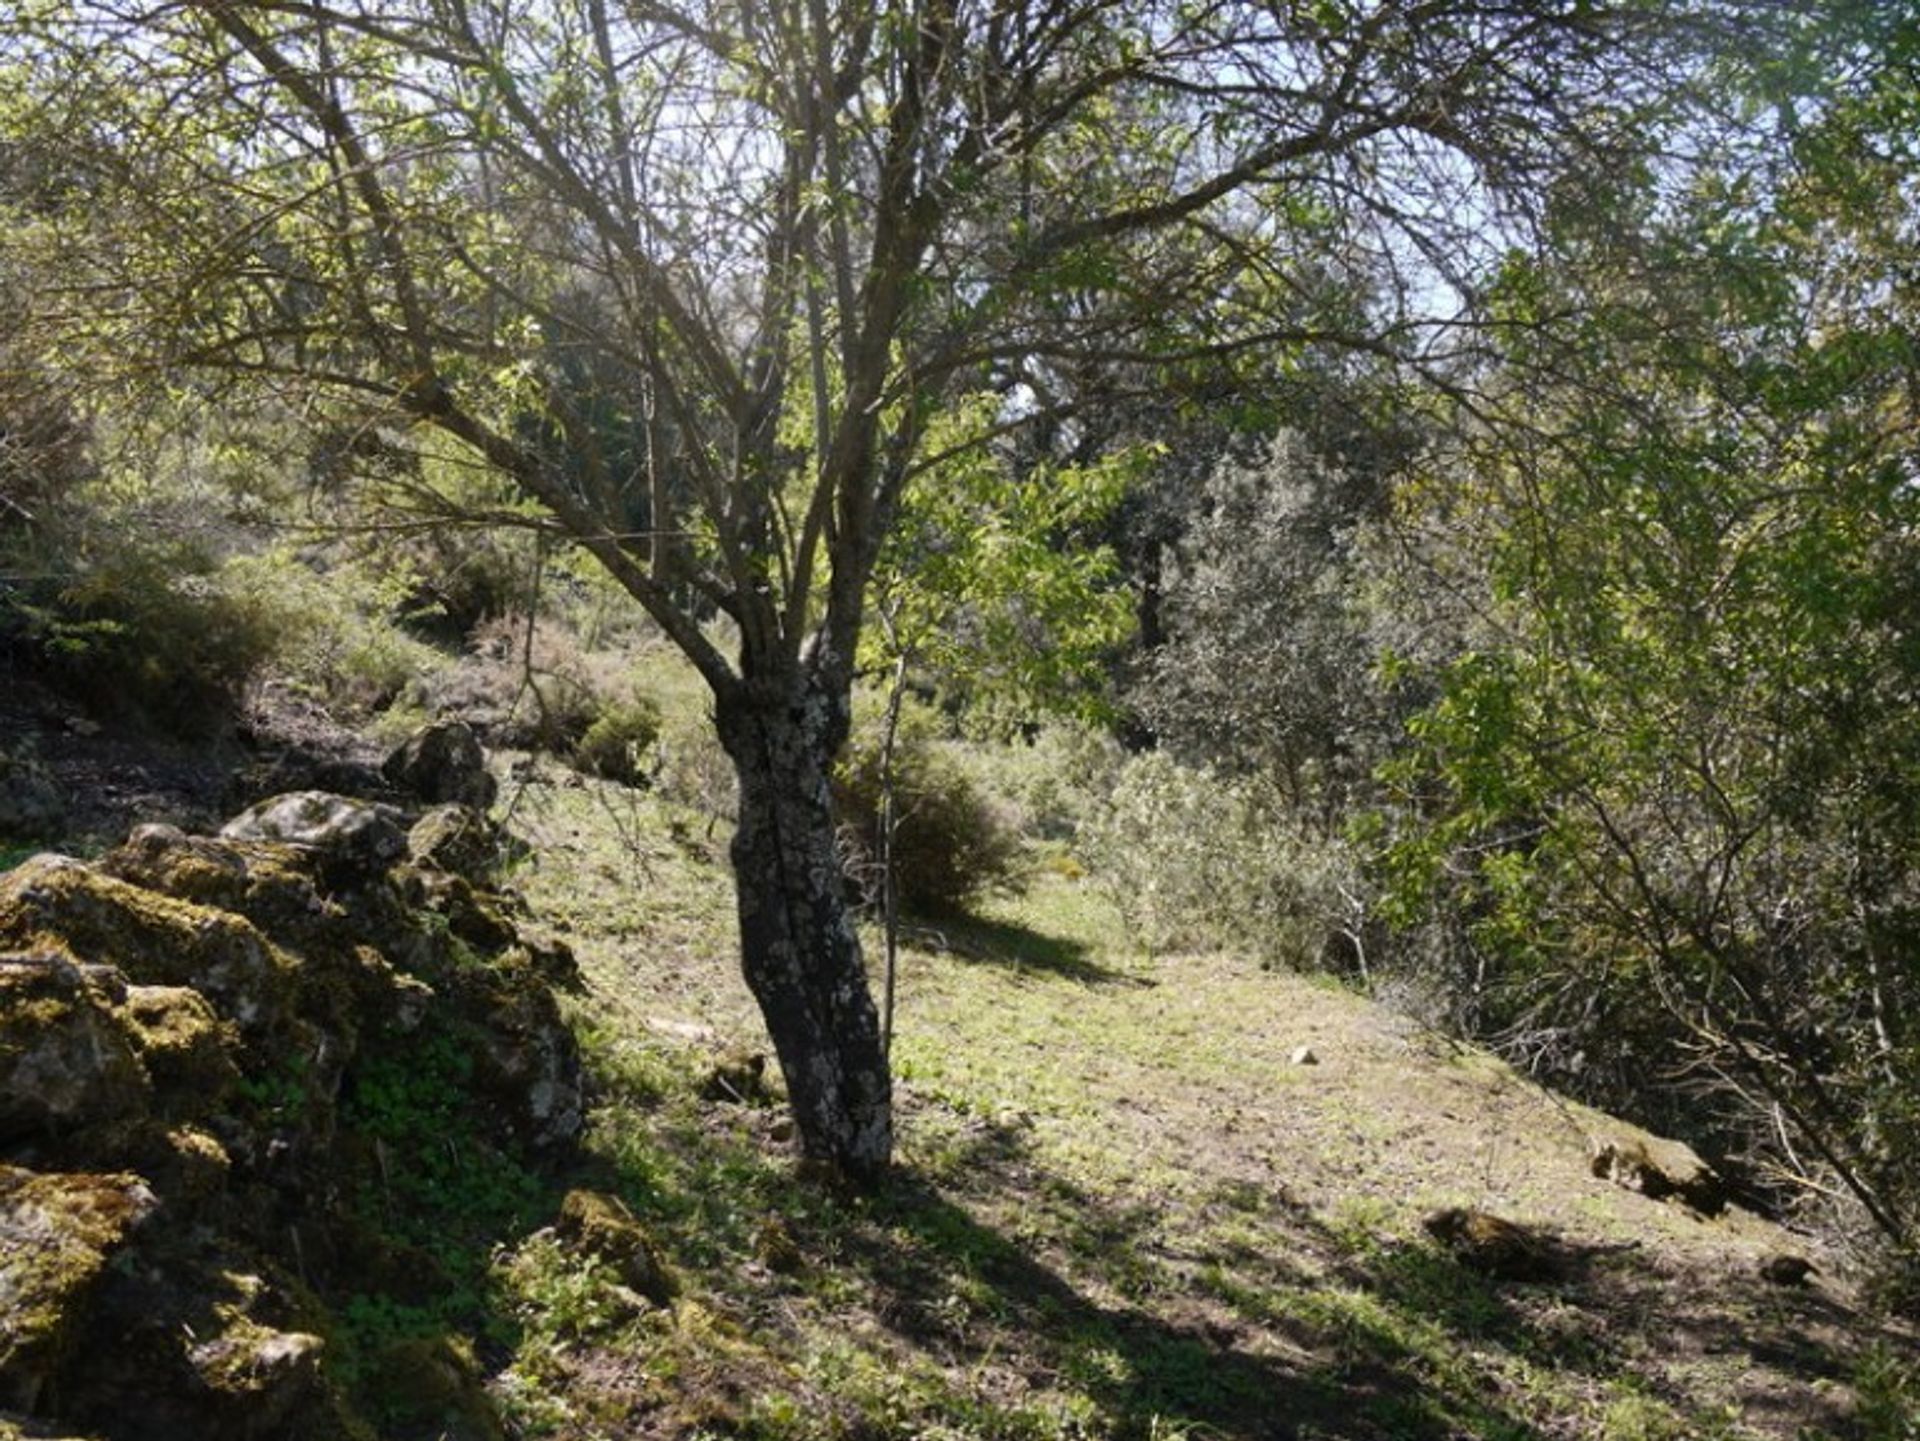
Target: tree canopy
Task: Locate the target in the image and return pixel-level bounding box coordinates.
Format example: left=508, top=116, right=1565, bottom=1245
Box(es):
left=0, top=0, right=1773, bottom=1180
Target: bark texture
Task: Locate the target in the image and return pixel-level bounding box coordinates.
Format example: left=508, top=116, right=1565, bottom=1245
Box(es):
left=717, top=675, right=892, bottom=1185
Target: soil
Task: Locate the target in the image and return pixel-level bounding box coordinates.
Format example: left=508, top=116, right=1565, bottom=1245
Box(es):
left=0, top=676, right=387, bottom=850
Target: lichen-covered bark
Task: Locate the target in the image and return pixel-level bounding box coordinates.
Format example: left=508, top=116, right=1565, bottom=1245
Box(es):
left=717, top=675, right=892, bottom=1186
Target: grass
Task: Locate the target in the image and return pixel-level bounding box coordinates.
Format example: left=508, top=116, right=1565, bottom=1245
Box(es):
left=445, top=735, right=1913, bottom=1441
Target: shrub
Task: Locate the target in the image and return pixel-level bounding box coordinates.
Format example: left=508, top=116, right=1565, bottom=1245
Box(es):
left=572, top=698, right=662, bottom=787
left=833, top=694, right=1022, bottom=915
left=2, top=521, right=293, bottom=734
left=1080, top=751, right=1368, bottom=971
left=433, top=613, right=637, bottom=753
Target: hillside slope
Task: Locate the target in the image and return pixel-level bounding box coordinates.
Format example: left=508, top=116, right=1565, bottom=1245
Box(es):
left=498, top=756, right=1915, bottom=1441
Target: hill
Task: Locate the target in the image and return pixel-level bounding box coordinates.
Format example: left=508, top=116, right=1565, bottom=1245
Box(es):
left=1, top=697, right=1915, bottom=1440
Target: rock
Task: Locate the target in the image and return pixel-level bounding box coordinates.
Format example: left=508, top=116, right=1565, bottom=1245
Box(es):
left=121, top=986, right=239, bottom=1111
left=700, top=1048, right=770, bottom=1105
left=554, top=1190, right=677, bottom=1305
left=220, top=793, right=407, bottom=882
left=383, top=723, right=496, bottom=811
left=407, top=805, right=499, bottom=881
left=0, top=856, right=289, bottom=1034
left=465, top=975, right=585, bottom=1150
left=187, top=1324, right=326, bottom=1432
left=1589, top=1133, right=1726, bottom=1216
left=1422, top=1206, right=1559, bottom=1283
left=753, top=1216, right=804, bottom=1275
left=0, top=750, right=66, bottom=843
left=1758, top=1253, right=1818, bottom=1286
left=0, top=1168, right=159, bottom=1410
left=0, top=954, right=149, bottom=1143
left=1289, top=1045, right=1319, bottom=1066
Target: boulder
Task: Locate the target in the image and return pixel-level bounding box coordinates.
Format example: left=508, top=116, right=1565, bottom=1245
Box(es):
left=0, top=954, right=149, bottom=1143
left=120, top=987, right=238, bottom=1110
left=0, top=857, right=289, bottom=1034
left=464, top=973, right=584, bottom=1151
left=363, top=1335, right=504, bottom=1441
left=406, top=805, right=499, bottom=881
left=1588, top=1133, right=1725, bottom=1216
left=382, top=723, right=496, bottom=811
left=219, top=793, right=406, bottom=882
left=186, top=1324, right=327, bottom=1434
left=0, top=1168, right=158, bottom=1410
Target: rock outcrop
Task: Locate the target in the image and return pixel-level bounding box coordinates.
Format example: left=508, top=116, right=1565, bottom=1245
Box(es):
left=0, top=796, right=583, bottom=1440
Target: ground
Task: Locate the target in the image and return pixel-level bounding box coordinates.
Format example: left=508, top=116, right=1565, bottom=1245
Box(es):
left=499, top=749, right=1913, bottom=1441
left=3, top=688, right=1914, bottom=1440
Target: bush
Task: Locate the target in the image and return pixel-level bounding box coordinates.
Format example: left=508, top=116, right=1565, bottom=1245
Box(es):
left=430, top=613, right=639, bottom=754
left=833, top=694, right=1022, bottom=916
left=572, top=698, right=662, bottom=787
left=1080, top=751, right=1368, bottom=971
left=1, top=519, right=295, bottom=734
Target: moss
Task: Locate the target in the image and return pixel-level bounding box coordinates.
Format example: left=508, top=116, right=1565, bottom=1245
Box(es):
left=364, top=1334, right=504, bottom=1441
left=0, top=1168, right=156, bottom=1401
left=120, top=985, right=240, bottom=1107
left=556, top=1189, right=678, bottom=1305
left=0, top=857, right=293, bottom=1034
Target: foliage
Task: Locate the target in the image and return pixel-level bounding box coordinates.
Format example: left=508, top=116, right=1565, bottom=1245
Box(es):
left=834, top=693, right=1023, bottom=916
left=0, top=451, right=295, bottom=732
left=1376, top=44, right=1920, bottom=1259
left=867, top=394, right=1140, bottom=728
left=1131, top=429, right=1409, bottom=818
left=572, top=697, right=663, bottom=788
left=1081, top=751, right=1367, bottom=972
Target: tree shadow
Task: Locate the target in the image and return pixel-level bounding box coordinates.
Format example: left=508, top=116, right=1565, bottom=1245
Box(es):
left=822, top=1118, right=1549, bottom=1440
left=909, top=911, right=1150, bottom=988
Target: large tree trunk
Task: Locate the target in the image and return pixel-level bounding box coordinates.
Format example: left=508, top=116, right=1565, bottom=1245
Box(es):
left=715, top=674, right=892, bottom=1185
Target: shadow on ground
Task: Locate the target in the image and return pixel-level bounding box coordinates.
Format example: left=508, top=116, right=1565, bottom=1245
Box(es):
left=913, top=912, right=1152, bottom=988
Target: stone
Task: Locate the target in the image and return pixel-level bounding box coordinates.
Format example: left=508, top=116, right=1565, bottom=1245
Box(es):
left=1758, top=1253, right=1818, bottom=1286
left=1289, top=1045, right=1319, bottom=1066
left=0, top=953, right=149, bottom=1143
left=1422, top=1207, right=1559, bottom=1283
left=554, top=1190, right=677, bottom=1305
left=406, top=805, right=499, bottom=881
left=364, top=1335, right=504, bottom=1441
left=700, top=1048, right=770, bottom=1105
left=0, top=1168, right=158, bottom=1410
left=220, top=793, right=407, bottom=881
left=187, top=1323, right=326, bottom=1432
left=466, top=978, right=585, bottom=1150
left=121, top=986, right=239, bottom=1110
left=383, top=723, right=496, bottom=811
left=0, top=856, right=289, bottom=1034
left=1588, top=1133, right=1725, bottom=1216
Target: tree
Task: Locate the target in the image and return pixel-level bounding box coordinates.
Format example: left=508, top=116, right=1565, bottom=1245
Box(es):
left=1379, top=18, right=1920, bottom=1255
left=1, top=0, right=1741, bottom=1182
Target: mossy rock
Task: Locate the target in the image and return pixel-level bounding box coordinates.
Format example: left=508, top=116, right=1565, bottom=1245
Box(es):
left=120, top=986, right=239, bottom=1112
left=0, top=953, right=149, bottom=1144
left=405, top=805, right=500, bottom=883
left=364, top=1334, right=504, bottom=1441
left=0, top=858, right=291, bottom=1035
left=0, top=1168, right=158, bottom=1410
left=555, top=1190, right=677, bottom=1305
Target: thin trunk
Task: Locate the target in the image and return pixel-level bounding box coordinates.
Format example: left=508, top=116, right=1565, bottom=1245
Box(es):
left=716, top=676, right=892, bottom=1186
